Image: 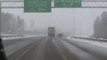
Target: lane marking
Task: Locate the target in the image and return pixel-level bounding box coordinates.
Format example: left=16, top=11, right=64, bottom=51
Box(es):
left=52, top=38, right=68, bottom=60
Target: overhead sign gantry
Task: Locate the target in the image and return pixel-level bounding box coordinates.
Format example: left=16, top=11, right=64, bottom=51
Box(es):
left=0, top=0, right=107, bottom=9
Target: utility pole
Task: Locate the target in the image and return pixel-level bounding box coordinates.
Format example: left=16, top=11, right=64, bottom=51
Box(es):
left=0, top=2, right=7, bottom=60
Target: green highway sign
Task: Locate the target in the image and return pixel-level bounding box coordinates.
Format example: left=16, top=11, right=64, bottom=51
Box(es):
left=24, top=0, right=51, bottom=12
left=54, top=0, right=81, bottom=8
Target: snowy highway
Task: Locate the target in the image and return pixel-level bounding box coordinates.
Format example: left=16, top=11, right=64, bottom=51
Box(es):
left=2, top=36, right=107, bottom=60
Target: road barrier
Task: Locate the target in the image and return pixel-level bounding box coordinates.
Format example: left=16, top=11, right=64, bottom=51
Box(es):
left=71, top=36, right=107, bottom=42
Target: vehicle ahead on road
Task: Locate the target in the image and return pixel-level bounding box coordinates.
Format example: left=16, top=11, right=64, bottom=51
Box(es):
left=48, top=27, right=56, bottom=37
left=57, top=33, right=63, bottom=38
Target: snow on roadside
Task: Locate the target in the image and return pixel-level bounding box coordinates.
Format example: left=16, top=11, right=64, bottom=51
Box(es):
left=67, top=36, right=107, bottom=48
left=2, top=34, right=45, bottom=40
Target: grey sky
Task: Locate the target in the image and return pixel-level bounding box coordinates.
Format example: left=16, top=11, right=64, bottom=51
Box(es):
left=2, top=8, right=107, bottom=36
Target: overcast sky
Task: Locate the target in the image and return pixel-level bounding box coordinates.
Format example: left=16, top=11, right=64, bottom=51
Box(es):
left=2, top=8, right=107, bottom=36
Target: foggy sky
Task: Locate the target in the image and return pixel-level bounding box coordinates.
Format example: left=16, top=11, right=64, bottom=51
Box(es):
left=2, top=8, right=107, bottom=36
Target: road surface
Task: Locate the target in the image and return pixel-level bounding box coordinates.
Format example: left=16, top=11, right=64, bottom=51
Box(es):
left=2, top=36, right=107, bottom=60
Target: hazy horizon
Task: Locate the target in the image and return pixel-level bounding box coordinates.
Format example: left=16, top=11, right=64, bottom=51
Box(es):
left=2, top=8, right=107, bottom=36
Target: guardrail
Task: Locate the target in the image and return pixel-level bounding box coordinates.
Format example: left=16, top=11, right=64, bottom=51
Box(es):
left=1, top=34, right=24, bottom=37
left=71, top=36, right=107, bottom=42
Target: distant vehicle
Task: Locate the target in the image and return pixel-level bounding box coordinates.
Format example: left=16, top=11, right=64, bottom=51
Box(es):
left=57, top=33, right=63, bottom=38
left=48, top=27, right=55, bottom=37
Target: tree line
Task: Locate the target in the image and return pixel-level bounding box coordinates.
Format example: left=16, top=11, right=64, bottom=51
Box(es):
left=94, top=11, right=107, bottom=39
left=1, top=12, right=25, bottom=34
